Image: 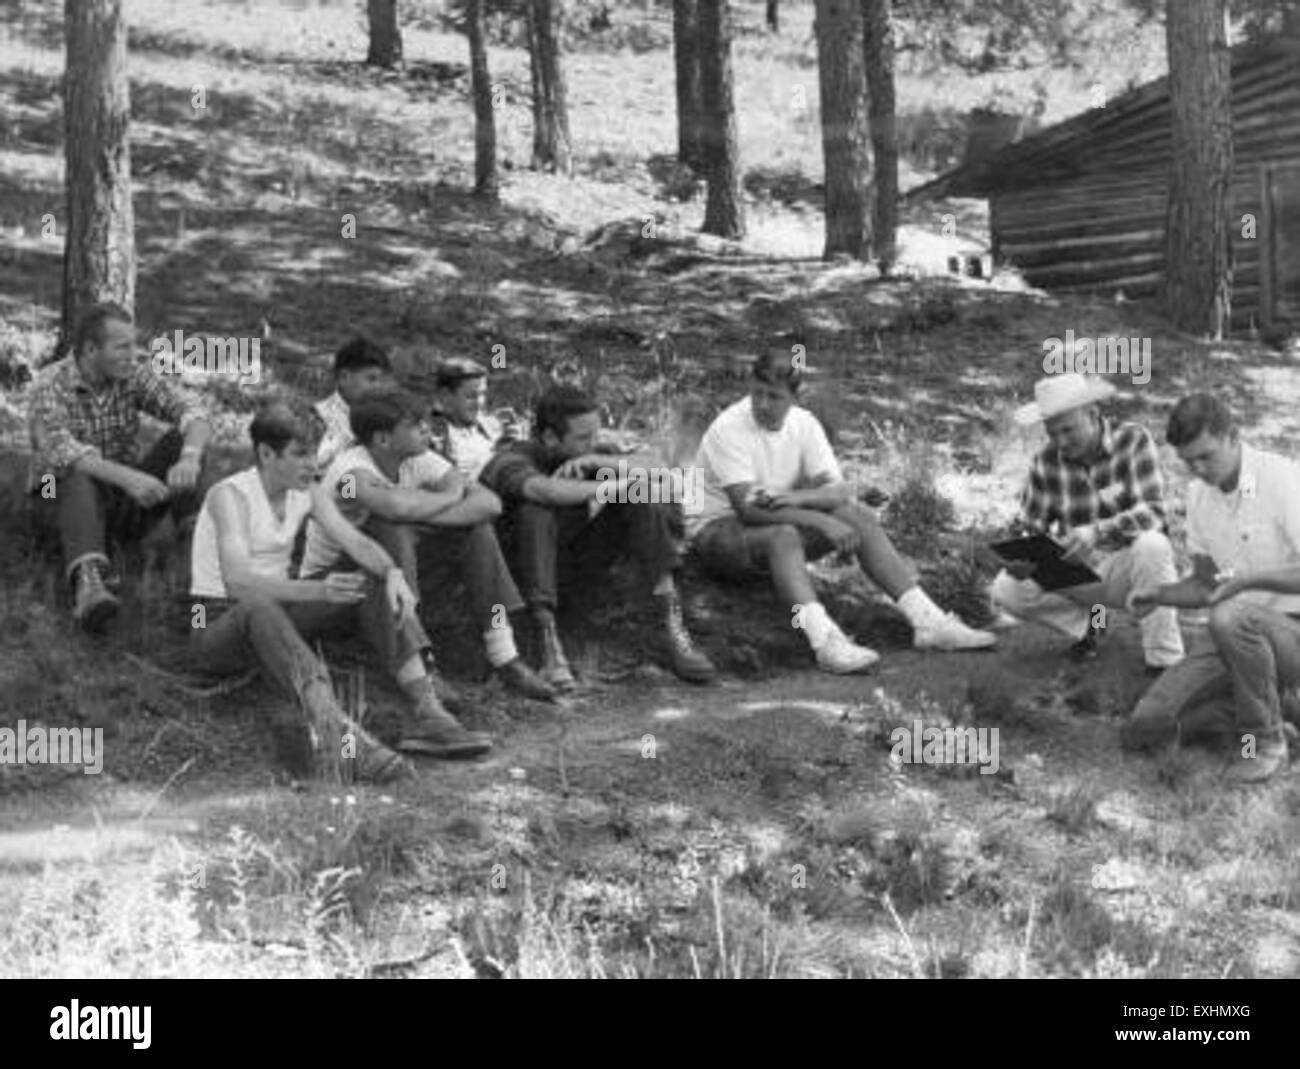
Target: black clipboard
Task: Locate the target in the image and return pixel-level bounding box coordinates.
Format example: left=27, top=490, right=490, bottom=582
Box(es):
left=989, top=534, right=1102, bottom=591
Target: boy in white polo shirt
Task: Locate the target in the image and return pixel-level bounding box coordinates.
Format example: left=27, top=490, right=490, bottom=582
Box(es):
left=690, top=351, right=996, bottom=673
left=1126, top=394, right=1300, bottom=782
left=303, top=387, right=555, bottom=701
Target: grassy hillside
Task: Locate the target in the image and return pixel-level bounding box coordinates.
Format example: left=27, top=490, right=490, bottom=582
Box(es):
left=0, top=0, right=1296, bottom=980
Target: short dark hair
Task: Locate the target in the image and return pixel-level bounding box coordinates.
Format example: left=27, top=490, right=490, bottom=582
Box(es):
left=534, top=384, right=598, bottom=440
left=333, top=335, right=391, bottom=379
left=752, top=348, right=803, bottom=392
left=250, top=399, right=320, bottom=460
left=73, top=303, right=133, bottom=357
left=349, top=386, right=424, bottom=446
left=435, top=357, right=488, bottom=390
left=1167, top=394, right=1236, bottom=447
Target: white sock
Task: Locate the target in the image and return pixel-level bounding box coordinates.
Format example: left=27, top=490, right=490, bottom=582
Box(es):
left=799, top=602, right=839, bottom=651
left=896, top=586, right=945, bottom=630
left=483, top=625, right=519, bottom=668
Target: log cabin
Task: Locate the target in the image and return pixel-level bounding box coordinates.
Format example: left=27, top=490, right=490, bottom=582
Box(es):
left=905, top=36, right=1300, bottom=333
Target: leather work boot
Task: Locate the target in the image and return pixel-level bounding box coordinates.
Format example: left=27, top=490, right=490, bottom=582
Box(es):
left=72, top=556, right=120, bottom=633
left=658, top=590, right=717, bottom=684
left=1227, top=730, right=1289, bottom=786
left=304, top=685, right=413, bottom=784
left=537, top=619, right=577, bottom=691
left=424, top=656, right=473, bottom=719
left=496, top=657, right=557, bottom=701
left=398, top=692, right=492, bottom=760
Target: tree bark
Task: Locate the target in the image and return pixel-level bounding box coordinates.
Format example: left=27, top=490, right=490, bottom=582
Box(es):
left=366, top=0, right=403, bottom=68
left=815, top=0, right=870, bottom=259
left=526, top=0, right=572, bottom=174
left=672, top=0, right=705, bottom=171
left=862, top=0, right=897, bottom=274
left=467, top=0, right=498, bottom=199
left=767, top=0, right=780, bottom=32
left=1164, top=0, right=1232, bottom=336
left=699, top=0, right=744, bottom=239
left=63, top=0, right=134, bottom=348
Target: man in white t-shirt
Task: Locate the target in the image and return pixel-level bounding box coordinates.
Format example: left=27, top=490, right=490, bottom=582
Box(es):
left=1126, top=394, right=1300, bottom=783
left=690, top=351, right=996, bottom=673
left=303, top=387, right=556, bottom=701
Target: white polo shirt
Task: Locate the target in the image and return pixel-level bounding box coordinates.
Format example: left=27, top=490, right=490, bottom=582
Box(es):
left=688, top=396, right=842, bottom=538
left=1185, top=442, right=1300, bottom=614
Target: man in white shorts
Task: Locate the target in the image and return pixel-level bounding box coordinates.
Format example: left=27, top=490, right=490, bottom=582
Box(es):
left=689, top=350, right=995, bottom=672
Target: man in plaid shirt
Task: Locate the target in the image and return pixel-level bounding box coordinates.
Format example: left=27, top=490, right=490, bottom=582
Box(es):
left=28, top=303, right=212, bottom=631
left=989, top=373, right=1184, bottom=670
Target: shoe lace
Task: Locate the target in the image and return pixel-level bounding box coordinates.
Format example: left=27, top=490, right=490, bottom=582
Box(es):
left=79, top=564, right=107, bottom=593
left=664, top=603, right=696, bottom=651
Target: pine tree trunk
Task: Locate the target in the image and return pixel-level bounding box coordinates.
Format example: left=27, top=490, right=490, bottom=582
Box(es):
left=63, top=0, right=134, bottom=347
left=815, top=0, right=870, bottom=259
left=1164, top=0, right=1232, bottom=336
left=366, top=0, right=403, bottom=67
left=862, top=0, right=897, bottom=274
left=699, top=0, right=744, bottom=239
left=672, top=0, right=705, bottom=170
left=467, top=0, right=498, bottom=199
left=766, top=0, right=780, bottom=32
left=527, top=0, right=572, bottom=174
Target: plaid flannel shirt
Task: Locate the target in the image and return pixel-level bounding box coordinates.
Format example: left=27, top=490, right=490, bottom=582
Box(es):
left=28, top=355, right=200, bottom=480
left=1020, top=418, right=1166, bottom=551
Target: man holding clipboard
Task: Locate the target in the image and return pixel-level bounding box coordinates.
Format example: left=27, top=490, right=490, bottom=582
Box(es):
left=987, top=374, right=1185, bottom=671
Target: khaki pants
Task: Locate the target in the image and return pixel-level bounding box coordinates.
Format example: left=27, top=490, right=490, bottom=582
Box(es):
left=989, top=530, right=1184, bottom=668
left=1132, top=600, right=1300, bottom=742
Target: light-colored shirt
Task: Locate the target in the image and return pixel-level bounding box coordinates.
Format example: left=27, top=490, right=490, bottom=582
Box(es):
left=191, top=467, right=313, bottom=599
left=688, top=396, right=841, bottom=537
left=1185, top=442, right=1300, bottom=614
left=301, top=443, right=452, bottom=575
left=428, top=409, right=504, bottom=481
left=314, top=391, right=354, bottom=472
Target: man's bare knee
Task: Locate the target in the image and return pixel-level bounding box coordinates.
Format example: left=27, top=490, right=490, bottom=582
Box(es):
left=762, top=524, right=804, bottom=559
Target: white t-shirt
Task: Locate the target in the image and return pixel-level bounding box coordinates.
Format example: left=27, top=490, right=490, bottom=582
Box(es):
left=191, top=468, right=314, bottom=598
left=688, top=396, right=842, bottom=537
left=301, top=444, right=452, bottom=575
left=1186, top=442, right=1300, bottom=614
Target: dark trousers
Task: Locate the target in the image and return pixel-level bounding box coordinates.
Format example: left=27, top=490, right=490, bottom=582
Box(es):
left=189, top=578, right=431, bottom=702
left=366, top=517, right=523, bottom=631
left=498, top=500, right=684, bottom=613
left=45, top=430, right=199, bottom=577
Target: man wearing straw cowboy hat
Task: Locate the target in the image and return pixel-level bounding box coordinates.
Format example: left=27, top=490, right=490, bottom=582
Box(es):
left=988, top=373, right=1184, bottom=671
